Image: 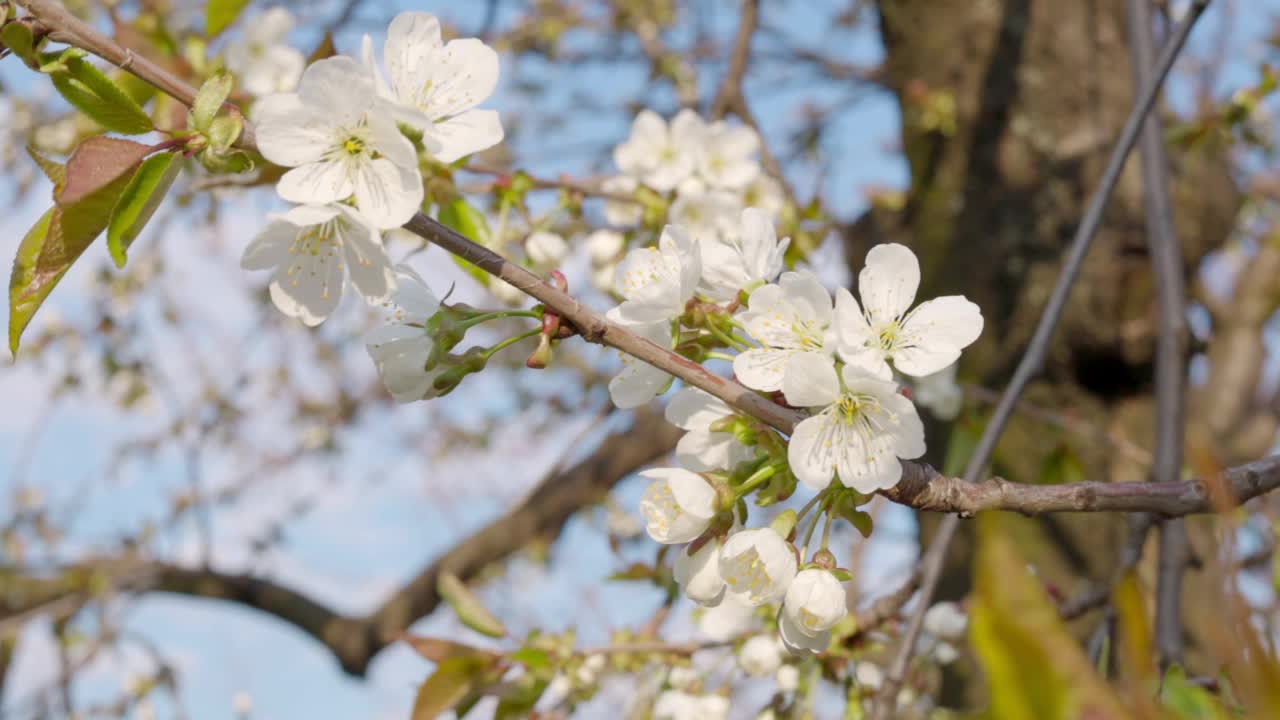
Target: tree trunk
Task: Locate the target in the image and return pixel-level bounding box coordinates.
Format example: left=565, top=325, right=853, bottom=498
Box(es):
left=861, top=0, right=1240, bottom=706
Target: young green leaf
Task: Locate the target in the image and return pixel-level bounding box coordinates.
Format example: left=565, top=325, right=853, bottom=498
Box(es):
left=400, top=635, right=499, bottom=665
left=191, top=72, right=233, bottom=132
left=410, top=656, right=491, bottom=720
left=1, top=21, right=38, bottom=66
left=8, top=208, right=56, bottom=355
left=438, top=199, right=496, bottom=287
left=108, top=152, right=182, bottom=268
left=206, top=0, right=252, bottom=38
left=437, top=572, right=507, bottom=638
left=206, top=115, right=242, bottom=152
left=51, top=55, right=153, bottom=135
left=26, top=147, right=66, bottom=193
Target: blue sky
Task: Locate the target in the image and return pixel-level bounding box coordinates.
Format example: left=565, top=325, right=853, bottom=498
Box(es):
left=0, top=1, right=1273, bottom=718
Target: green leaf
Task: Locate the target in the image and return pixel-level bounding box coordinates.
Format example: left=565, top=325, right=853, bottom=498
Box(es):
left=509, top=647, right=551, bottom=671
left=8, top=208, right=56, bottom=356
left=494, top=675, right=550, bottom=720
left=437, top=199, right=494, bottom=287
left=206, top=0, right=252, bottom=38
left=1, top=22, right=38, bottom=66
left=1161, top=665, right=1230, bottom=720
left=190, top=72, right=233, bottom=132
left=108, top=152, right=181, bottom=268
left=437, top=572, right=507, bottom=638
left=206, top=115, right=242, bottom=152
left=51, top=56, right=153, bottom=134
left=26, top=147, right=66, bottom=193
left=970, top=513, right=1133, bottom=720
left=401, top=635, right=498, bottom=665
left=411, top=656, right=489, bottom=720
left=61, top=137, right=152, bottom=207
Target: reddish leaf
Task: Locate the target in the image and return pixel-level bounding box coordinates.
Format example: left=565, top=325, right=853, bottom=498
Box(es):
left=60, top=137, right=151, bottom=207
left=401, top=635, right=499, bottom=665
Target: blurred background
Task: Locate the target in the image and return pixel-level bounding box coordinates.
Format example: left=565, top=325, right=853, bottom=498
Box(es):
left=0, top=0, right=1278, bottom=718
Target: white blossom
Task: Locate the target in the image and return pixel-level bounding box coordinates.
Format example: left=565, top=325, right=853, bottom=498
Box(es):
left=697, top=593, right=756, bottom=641
left=781, top=568, right=847, bottom=637
left=607, top=321, right=675, bottom=408
left=699, top=207, right=789, bottom=302
left=697, top=121, right=761, bottom=189
left=934, top=642, right=959, bottom=665
left=785, top=354, right=925, bottom=493
left=742, top=174, right=784, bottom=216
left=364, top=266, right=445, bottom=402
left=592, top=263, right=618, bottom=295
left=240, top=203, right=394, bottom=325
left=738, top=635, right=784, bottom=676
left=775, top=664, right=799, bottom=692
left=667, top=666, right=698, bottom=691
left=587, top=229, right=625, bottom=266
left=836, top=243, right=983, bottom=379
left=718, top=528, right=797, bottom=606
left=607, top=225, right=701, bottom=326
left=913, top=361, right=963, bottom=420
left=224, top=7, right=304, bottom=96
left=734, top=271, right=836, bottom=395
left=854, top=662, right=883, bottom=690
left=603, top=175, right=643, bottom=226
left=525, top=230, right=568, bottom=266
left=614, top=109, right=706, bottom=192
left=488, top=277, right=528, bottom=306
left=778, top=610, right=828, bottom=655
left=922, top=601, right=967, bottom=640
left=638, top=467, right=718, bottom=544
left=576, top=653, right=606, bottom=685
left=654, top=691, right=729, bottom=720
left=674, top=535, right=727, bottom=606
left=665, top=388, right=753, bottom=472
left=362, top=11, right=503, bottom=162
left=669, top=185, right=741, bottom=243
left=255, top=57, right=423, bottom=228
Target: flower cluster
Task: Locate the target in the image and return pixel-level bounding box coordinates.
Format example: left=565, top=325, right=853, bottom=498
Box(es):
left=241, top=11, right=503, bottom=325
left=613, top=211, right=983, bottom=653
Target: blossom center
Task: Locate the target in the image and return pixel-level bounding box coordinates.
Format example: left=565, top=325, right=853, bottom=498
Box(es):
left=723, top=547, right=774, bottom=603
left=874, top=321, right=900, bottom=351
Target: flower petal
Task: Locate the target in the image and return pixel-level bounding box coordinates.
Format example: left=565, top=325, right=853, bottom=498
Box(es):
left=733, top=348, right=792, bottom=392
left=835, top=426, right=902, bottom=493
left=240, top=220, right=295, bottom=270
left=408, top=38, right=500, bottom=119
left=267, top=240, right=344, bottom=326
left=367, top=108, right=419, bottom=169
left=254, top=94, right=332, bottom=167
left=787, top=413, right=838, bottom=491
left=425, top=109, right=504, bottom=163
left=859, top=243, right=919, bottom=322
left=665, top=388, right=733, bottom=430
left=353, top=158, right=423, bottom=229
left=297, top=56, right=373, bottom=125
left=277, top=161, right=354, bottom=205
left=340, top=213, right=395, bottom=305
left=385, top=11, right=443, bottom=97
left=894, top=296, right=984, bottom=376
left=781, top=352, right=840, bottom=408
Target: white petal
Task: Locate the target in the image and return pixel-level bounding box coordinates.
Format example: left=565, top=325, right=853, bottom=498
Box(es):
left=778, top=271, right=833, bottom=328
left=361, top=34, right=393, bottom=100
left=882, top=391, right=926, bottom=459
left=835, top=428, right=902, bottom=494
left=426, top=109, right=505, bottom=163
left=834, top=287, right=872, bottom=353
left=240, top=220, right=294, bottom=270
left=676, top=430, right=741, bottom=472
left=613, top=110, right=664, bottom=176
left=340, top=214, right=395, bottom=304
left=405, top=38, right=500, bottom=119
left=367, top=108, right=419, bottom=169
left=389, top=264, right=440, bottom=319
left=787, top=414, right=838, bottom=491
left=780, top=352, right=840, bottom=408
left=894, top=296, right=984, bottom=376
left=277, top=161, right=354, bottom=205
left=277, top=203, right=341, bottom=226
left=859, top=243, right=919, bottom=322
left=353, top=158, right=423, bottom=229
left=254, top=94, right=332, bottom=166
left=267, top=242, right=344, bottom=326
left=665, top=388, right=733, bottom=430
left=297, top=56, right=373, bottom=124
left=733, top=348, right=792, bottom=392
left=779, top=612, right=829, bottom=655
left=385, top=12, right=443, bottom=97
left=673, top=539, right=726, bottom=607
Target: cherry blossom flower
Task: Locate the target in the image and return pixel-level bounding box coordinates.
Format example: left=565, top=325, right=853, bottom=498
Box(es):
left=614, top=109, right=706, bottom=192
left=674, top=535, right=727, bottom=606
left=923, top=601, right=967, bottom=640
left=668, top=182, right=741, bottom=242
left=738, top=635, right=785, bottom=676
left=913, top=361, right=963, bottom=420
left=733, top=271, right=836, bottom=394
left=607, top=321, right=675, bottom=408
left=836, top=243, right=983, bottom=379
left=654, top=692, right=729, bottom=720
left=698, top=593, right=756, bottom=641
left=602, top=175, right=643, bottom=226
left=240, top=203, right=394, bottom=325
left=525, top=231, right=567, bottom=266
left=586, top=229, right=625, bottom=266
left=699, top=207, right=789, bottom=302
left=718, top=527, right=797, bottom=605
left=784, top=354, right=925, bottom=493
left=780, top=568, right=847, bottom=648
left=607, top=225, right=701, bottom=326
left=665, top=388, right=754, bottom=472
left=255, top=57, right=423, bottom=228
left=364, top=266, right=446, bottom=402
left=855, top=662, right=884, bottom=690
left=697, top=121, right=761, bottom=189
left=638, top=467, right=719, bottom=544
left=742, top=174, right=784, bottom=216
left=776, top=664, right=800, bottom=691
left=361, top=11, right=504, bottom=162
left=224, top=7, right=304, bottom=96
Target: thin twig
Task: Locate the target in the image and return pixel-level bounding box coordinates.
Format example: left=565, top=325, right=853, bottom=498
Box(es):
left=869, top=4, right=1212, bottom=716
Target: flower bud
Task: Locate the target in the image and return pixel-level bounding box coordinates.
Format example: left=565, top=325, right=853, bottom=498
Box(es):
left=586, top=229, right=625, bottom=265
left=780, top=569, right=847, bottom=648
left=525, top=231, right=568, bottom=266
left=638, top=468, right=718, bottom=544
left=674, top=535, right=726, bottom=607
left=737, top=635, right=784, bottom=676
left=922, top=601, right=967, bottom=640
